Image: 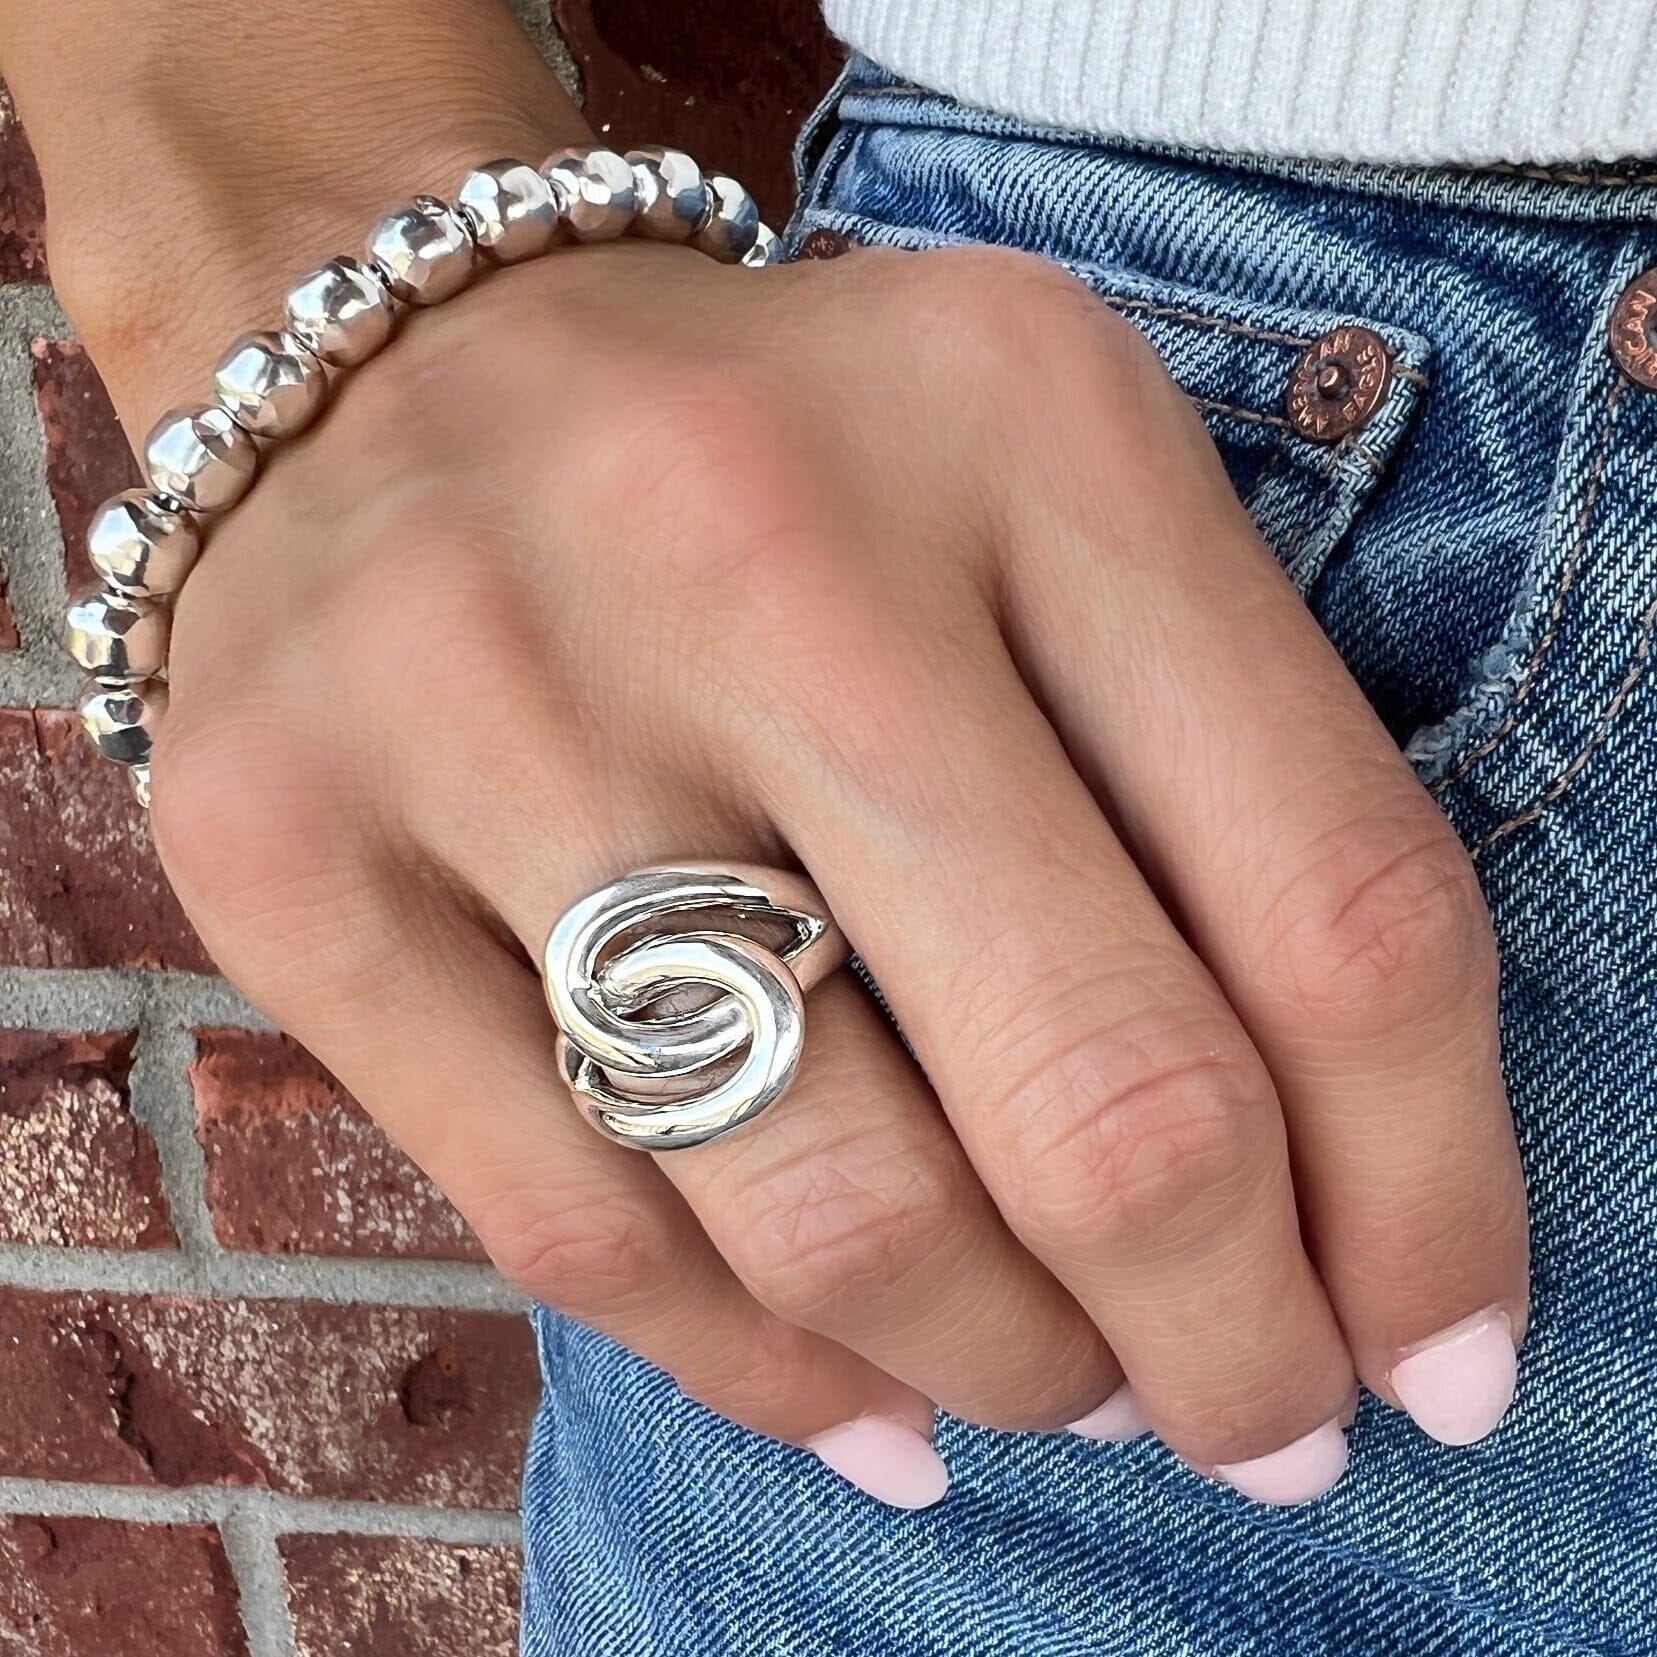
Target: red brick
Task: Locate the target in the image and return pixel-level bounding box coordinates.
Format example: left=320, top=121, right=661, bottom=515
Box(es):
left=0, top=83, right=47, bottom=284
left=0, top=1516, right=247, bottom=1656
left=192, top=1029, right=486, bottom=1262
left=554, top=0, right=840, bottom=223
left=0, top=707, right=212, bottom=970
left=0, top=1288, right=535, bottom=1507
left=32, top=338, right=140, bottom=594
left=0, top=1029, right=173, bottom=1248
left=282, top=1535, right=520, bottom=1657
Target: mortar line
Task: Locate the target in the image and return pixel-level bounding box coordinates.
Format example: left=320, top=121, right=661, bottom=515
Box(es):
left=0, top=1476, right=521, bottom=1542
left=0, top=284, right=81, bottom=698
left=219, top=1505, right=300, bottom=1657
left=0, top=1241, right=524, bottom=1309
left=127, top=1015, right=226, bottom=1262
left=506, top=0, right=580, bottom=96
left=0, top=651, right=79, bottom=708
left=0, top=965, right=268, bottom=1030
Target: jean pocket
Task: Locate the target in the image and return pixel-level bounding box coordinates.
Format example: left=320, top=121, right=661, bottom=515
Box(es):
left=1404, top=241, right=1657, bottom=855
left=785, top=199, right=1430, bottom=597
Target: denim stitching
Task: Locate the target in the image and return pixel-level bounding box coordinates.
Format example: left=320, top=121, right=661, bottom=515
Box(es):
left=1473, top=581, right=1657, bottom=855
left=1242, top=434, right=1290, bottom=515
left=1279, top=451, right=1346, bottom=576
left=1088, top=276, right=1428, bottom=393
left=1190, top=394, right=1293, bottom=429
left=1102, top=295, right=1317, bottom=349
left=1486, top=161, right=1657, bottom=188
left=805, top=221, right=1428, bottom=427
left=1428, top=379, right=1625, bottom=795
left=1344, top=438, right=1389, bottom=476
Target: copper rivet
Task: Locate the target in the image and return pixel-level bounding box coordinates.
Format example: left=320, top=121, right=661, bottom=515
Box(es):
left=1286, top=325, right=1393, bottom=443
left=795, top=227, right=852, bottom=261
left=1609, top=268, right=1657, bottom=390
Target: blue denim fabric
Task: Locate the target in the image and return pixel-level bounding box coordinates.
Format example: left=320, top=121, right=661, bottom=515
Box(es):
left=520, top=58, right=1657, bottom=1657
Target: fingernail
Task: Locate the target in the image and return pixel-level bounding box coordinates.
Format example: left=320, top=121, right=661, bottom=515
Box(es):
left=1390, top=1308, right=1517, bottom=1446
left=806, top=1415, right=950, bottom=1508
left=1065, top=1384, right=1149, bottom=1442
left=1214, top=1418, right=1349, bottom=1505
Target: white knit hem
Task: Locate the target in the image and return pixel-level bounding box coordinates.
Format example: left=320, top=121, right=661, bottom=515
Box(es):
left=824, top=0, right=1657, bottom=168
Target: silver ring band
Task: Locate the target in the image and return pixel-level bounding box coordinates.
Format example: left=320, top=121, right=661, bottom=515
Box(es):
left=543, top=864, right=848, bottom=1150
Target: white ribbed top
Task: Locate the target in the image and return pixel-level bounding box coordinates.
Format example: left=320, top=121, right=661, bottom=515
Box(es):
left=822, top=0, right=1657, bottom=165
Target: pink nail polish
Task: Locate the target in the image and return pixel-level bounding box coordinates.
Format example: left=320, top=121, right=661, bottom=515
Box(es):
left=1390, top=1308, right=1517, bottom=1446
left=1214, top=1418, right=1349, bottom=1505
left=1065, top=1385, right=1150, bottom=1442
left=806, top=1415, right=950, bottom=1508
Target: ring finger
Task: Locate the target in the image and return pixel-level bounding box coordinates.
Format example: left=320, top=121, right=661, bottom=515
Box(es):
left=416, top=744, right=1128, bottom=1438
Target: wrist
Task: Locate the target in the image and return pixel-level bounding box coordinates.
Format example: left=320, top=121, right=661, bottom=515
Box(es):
left=5, top=0, right=587, bottom=431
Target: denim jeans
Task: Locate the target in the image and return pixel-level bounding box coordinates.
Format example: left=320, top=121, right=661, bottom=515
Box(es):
left=519, top=57, right=1657, bottom=1657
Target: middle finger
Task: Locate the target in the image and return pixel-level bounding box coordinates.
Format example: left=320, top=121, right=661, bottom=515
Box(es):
left=754, top=591, right=1359, bottom=1501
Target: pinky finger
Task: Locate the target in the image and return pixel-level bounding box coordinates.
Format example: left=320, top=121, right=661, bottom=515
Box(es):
left=215, top=863, right=948, bottom=1509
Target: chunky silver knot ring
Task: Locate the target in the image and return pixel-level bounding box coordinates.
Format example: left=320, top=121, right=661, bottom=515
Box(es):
left=542, top=864, right=849, bottom=1150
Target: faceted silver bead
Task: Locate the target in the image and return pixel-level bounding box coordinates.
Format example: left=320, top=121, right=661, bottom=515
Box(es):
left=64, top=589, right=170, bottom=684
left=130, top=765, right=152, bottom=809
left=144, top=404, right=258, bottom=513
left=626, top=147, right=711, bottom=242
left=284, top=257, right=397, bottom=366
left=741, top=224, right=783, bottom=269
left=693, top=176, right=764, bottom=264
left=214, top=329, right=327, bottom=437
left=366, top=195, right=478, bottom=305
left=694, top=174, right=762, bottom=264
left=86, top=490, right=200, bottom=598
left=456, top=159, right=558, bottom=263
left=543, top=146, right=638, bottom=243
left=78, top=679, right=168, bottom=768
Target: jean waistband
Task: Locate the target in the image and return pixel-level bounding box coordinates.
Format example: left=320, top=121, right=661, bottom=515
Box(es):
left=822, top=55, right=1657, bottom=225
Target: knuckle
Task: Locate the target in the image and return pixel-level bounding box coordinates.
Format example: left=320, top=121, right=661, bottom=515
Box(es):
left=989, top=1002, right=1272, bottom=1257
left=577, top=373, right=828, bottom=603
left=717, top=1139, right=965, bottom=1326
left=327, top=517, right=520, bottom=696
left=918, top=244, right=1085, bottom=331
left=915, top=244, right=1149, bottom=383
left=1258, top=814, right=1497, bottom=1027
left=482, top=1185, right=682, bottom=1317
left=150, top=700, right=344, bottom=932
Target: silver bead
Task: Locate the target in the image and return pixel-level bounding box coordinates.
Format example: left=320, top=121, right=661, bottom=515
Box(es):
left=64, top=589, right=170, bottom=684
left=741, top=224, right=783, bottom=269
left=144, top=404, right=257, bottom=513
left=214, top=329, right=327, bottom=437
left=366, top=195, right=478, bottom=305
left=456, top=159, right=558, bottom=263
left=130, top=765, right=152, bottom=809
left=86, top=490, right=200, bottom=598
left=626, top=147, right=711, bottom=242
left=284, top=257, right=396, bottom=366
left=694, top=175, right=762, bottom=264
left=78, top=679, right=168, bottom=768
left=543, top=146, right=637, bottom=243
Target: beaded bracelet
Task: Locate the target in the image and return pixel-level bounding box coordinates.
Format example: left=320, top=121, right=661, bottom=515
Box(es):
left=63, top=145, right=780, bottom=808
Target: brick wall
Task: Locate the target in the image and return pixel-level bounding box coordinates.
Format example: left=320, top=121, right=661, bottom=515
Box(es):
left=0, top=4, right=837, bottom=1652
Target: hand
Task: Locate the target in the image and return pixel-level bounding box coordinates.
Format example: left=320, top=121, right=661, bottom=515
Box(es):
left=140, top=235, right=1527, bottom=1508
